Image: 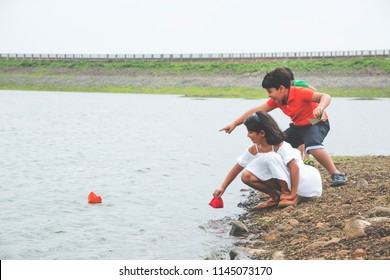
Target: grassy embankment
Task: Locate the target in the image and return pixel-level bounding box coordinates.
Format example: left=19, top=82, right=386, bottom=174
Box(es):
left=0, top=57, right=389, bottom=98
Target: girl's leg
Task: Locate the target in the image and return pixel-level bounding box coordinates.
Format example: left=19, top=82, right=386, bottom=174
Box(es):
left=241, top=170, right=281, bottom=201
left=277, top=179, right=290, bottom=195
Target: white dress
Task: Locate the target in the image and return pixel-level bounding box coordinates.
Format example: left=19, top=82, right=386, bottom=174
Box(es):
left=237, top=142, right=322, bottom=197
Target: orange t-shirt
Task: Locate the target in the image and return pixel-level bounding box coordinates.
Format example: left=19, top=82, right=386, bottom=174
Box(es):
left=266, top=86, right=328, bottom=126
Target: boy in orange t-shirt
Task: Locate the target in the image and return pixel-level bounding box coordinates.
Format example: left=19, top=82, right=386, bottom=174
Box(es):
left=220, top=68, right=347, bottom=187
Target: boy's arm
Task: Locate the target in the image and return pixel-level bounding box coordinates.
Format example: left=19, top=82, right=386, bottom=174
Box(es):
left=312, top=92, right=331, bottom=119
left=219, top=102, right=272, bottom=134
left=213, top=163, right=244, bottom=197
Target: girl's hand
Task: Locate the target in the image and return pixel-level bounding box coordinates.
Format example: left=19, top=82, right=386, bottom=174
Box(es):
left=213, top=188, right=225, bottom=198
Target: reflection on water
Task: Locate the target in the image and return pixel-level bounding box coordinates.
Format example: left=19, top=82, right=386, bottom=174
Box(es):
left=0, top=90, right=389, bottom=259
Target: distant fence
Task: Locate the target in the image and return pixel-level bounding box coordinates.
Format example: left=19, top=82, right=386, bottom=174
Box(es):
left=0, top=49, right=389, bottom=61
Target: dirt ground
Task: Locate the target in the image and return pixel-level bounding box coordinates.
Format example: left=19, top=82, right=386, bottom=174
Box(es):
left=230, top=156, right=390, bottom=260
left=1, top=67, right=390, bottom=88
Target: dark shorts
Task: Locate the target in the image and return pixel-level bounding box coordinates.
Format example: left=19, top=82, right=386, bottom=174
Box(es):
left=284, top=120, right=330, bottom=153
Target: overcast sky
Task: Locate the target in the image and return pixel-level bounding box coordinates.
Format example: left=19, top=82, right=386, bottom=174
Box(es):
left=0, top=0, right=389, bottom=54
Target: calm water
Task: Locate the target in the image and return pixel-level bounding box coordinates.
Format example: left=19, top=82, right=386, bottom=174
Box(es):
left=0, top=90, right=389, bottom=260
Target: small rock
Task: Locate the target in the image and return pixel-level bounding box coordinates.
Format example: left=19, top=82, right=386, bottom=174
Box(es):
left=280, top=212, right=291, bottom=219
left=288, top=218, right=300, bottom=226
left=281, top=224, right=294, bottom=231
left=380, top=236, right=390, bottom=243
left=292, top=209, right=307, bottom=218
left=343, top=199, right=353, bottom=205
left=272, top=251, right=285, bottom=260
left=282, top=206, right=295, bottom=212
left=264, top=230, right=279, bottom=241
left=292, top=209, right=310, bottom=221
left=353, top=178, right=369, bottom=188
left=326, top=214, right=338, bottom=220
left=305, top=238, right=341, bottom=250
left=341, top=204, right=352, bottom=209
left=367, top=207, right=390, bottom=218
left=291, top=237, right=309, bottom=245
left=230, top=220, right=249, bottom=236
left=367, top=217, right=390, bottom=223
left=257, top=217, right=274, bottom=227
left=352, top=248, right=366, bottom=260
left=374, top=195, right=387, bottom=203
left=205, top=250, right=225, bottom=260
left=315, top=222, right=328, bottom=229
left=337, top=250, right=351, bottom=256
left=229, top=248, right=251, bottom=260
left=318, top=236, right=330, bottom=241
left=229, top=249, right=239, bottom=260
left=355, top=196, right=365, bottom=202
left=240, top=247, right=268, bottom=258
left=248, top=233, right=260, bottom=241
left=344, top=218, right=371, bottom=240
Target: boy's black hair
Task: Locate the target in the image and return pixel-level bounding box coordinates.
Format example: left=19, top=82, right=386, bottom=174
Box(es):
left=282, top=67, right=295, bottom=80
left=262, top=68, right=291, bottom=89
left=244, top=111, right=285, bottom=145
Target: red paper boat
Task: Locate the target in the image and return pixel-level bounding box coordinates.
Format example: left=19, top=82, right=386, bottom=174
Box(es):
left=209, top=197, right=224, bottom=208
left=88, top=192, right=102, bottom=203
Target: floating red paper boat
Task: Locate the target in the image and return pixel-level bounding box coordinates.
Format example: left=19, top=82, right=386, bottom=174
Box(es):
left=88, top=192, right=102, bottom=203
left=209, top=197, right=224, bottom=208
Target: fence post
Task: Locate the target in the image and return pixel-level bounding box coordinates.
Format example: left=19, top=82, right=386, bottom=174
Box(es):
left=0, top=49, right=387, bottom=61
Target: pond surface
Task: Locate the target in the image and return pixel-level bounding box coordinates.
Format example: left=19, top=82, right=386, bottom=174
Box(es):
left=0, top=90, right=388, bottom=259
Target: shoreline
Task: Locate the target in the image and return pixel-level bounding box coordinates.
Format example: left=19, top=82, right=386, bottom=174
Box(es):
left=215, top=156, right=390, bottom=260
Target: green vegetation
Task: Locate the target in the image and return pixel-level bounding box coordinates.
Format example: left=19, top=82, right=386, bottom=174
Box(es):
left=1, top=57, right=389, bottom=98
left=1, top=57, right=389, bottom=74
left=1, top=83, right=388, bottom=99
left=0, top=83, right=259, bottom=98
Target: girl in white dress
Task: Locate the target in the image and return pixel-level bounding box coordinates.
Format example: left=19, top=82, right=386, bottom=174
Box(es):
left=213, top=111, right=322, bottom=208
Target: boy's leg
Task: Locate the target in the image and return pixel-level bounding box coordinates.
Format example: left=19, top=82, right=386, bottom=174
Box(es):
left=302, top=120, right=333, bottom=173
left=309, top=148, right=347, bottom=186
left=284, top=124, right=303, bottom=149
left=303, top=121, right=348, bottom=186
left=309, top=148, right=338, bottom=174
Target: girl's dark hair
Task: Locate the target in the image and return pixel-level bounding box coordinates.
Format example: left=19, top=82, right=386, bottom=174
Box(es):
left=262, top=68, right=291, bottom=89
left=244, top=111, right=285, bottom=145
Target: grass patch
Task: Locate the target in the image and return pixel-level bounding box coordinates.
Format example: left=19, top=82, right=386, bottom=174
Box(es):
left=0, top=83, right=263, bottom=98
left=1, top=83, right=388, bottom=99
left=1, top=56, right=389, bottom=98
left=1, top=57, right=389, bottom=74
left=318, top=87, right=390, bottom=98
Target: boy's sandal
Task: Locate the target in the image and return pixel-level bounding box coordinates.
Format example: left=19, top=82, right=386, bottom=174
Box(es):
left=278, top=195, right=301, bottom=208
left=257, top=198, right=279, bottom=209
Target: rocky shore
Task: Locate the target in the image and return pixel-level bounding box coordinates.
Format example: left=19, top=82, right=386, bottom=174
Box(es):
left=212, top=156, right=390, bottom=260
